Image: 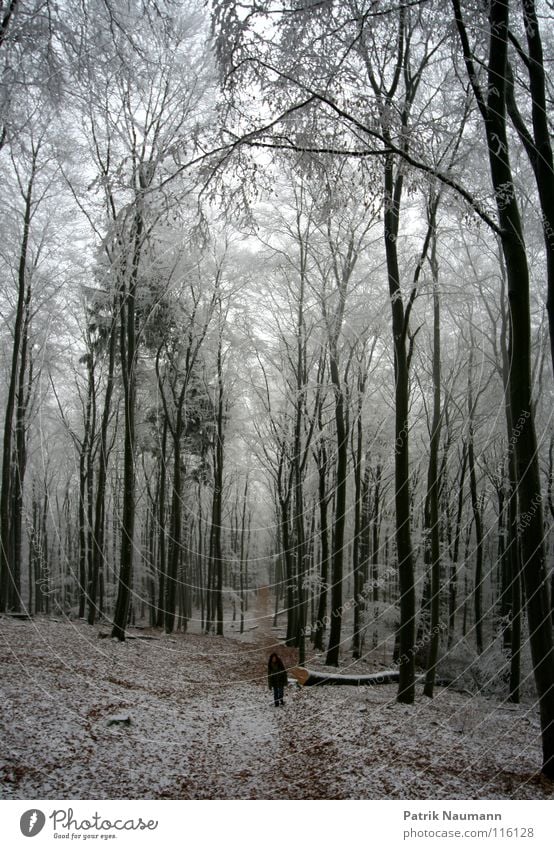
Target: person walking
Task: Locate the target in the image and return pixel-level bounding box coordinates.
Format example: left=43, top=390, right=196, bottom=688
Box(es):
left=268, top=652, right=287, bottom=706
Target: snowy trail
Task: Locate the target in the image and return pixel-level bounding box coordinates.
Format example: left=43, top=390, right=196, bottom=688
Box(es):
left=1, top=614, right=553, bottom=799
left=189, top=586, right=296, bottom=798
left=192, top=686, right=280, bottom=798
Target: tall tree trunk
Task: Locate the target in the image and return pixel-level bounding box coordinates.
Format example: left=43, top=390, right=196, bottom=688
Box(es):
left=313, top=404, right=330, bottom=651
left=165, top=415, right=184, bottom=634
left=10, top=285, right=33, bottom=611
left=423, top=224, right=442, bottom=697
left=383, top=149, right=416, bottom=703
left=325, top=351, right=348, bottom=667
left=352, top=367, right=367, bottom=660
left=504, top=0, right=554, bottom=377
left=77, top=370, right=93, bottom=620
left=88, top=304, right=117, bottom=625
left=85, top=352, right=96, bottom=620
left=293, top=260, right=308, bottom=663
left=210, top=337, right=225, bottom=636
left=0, top=158, right=36, bottom=611
left=112, top=209, right=142, bottom=641
left=369, top=462, right=381, bottom=648
left=467, top=347, right=484, bottom=656
left=40, top=485, right=49, bottom=613
left=453, top=0, right=554, bottom=776
left=156, top=418, right=168, bottom=629
left=448, top=441, right=468, bottom=645
left=500, top=264, right=521, bottom=702
left=281, top=496, right=296, bottom=645
left=239, top=478, right=250, bottom=635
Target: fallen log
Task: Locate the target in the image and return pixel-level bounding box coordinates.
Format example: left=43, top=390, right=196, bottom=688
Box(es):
left=107, top=713, right=131, bottom=727
left=289, top=667, right=400, bottom=686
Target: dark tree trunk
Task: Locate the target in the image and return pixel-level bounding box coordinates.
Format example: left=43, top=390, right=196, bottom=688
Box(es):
left=10, top=285, right=33, bottom=611
left=369, top=462, right=381, bottom=649
left=77, top=366, right=93, bottom=620
left=85, top=352, right=96, bottom=620
left=88, top=304, right=117, bottom=626
left=467, top=363, right=484, bottom=656
left=197, top=481, right=205, bottom=630
left=500, top=270, right=522, bottom=702
left=156, top=418, right=168, bottom=629
left=453, top=0, right=554, bottom=777
left=352, top=369, right=366, bottom=660
left=423, top=226, right=442, bottom=698
left=239, top=478, right=250, bottom=635
left=547, top=437, right=554, bottom=626
left=112, top=211, right=142, bottom=641
left=0, top=159, right=36, bottom=611
left=40, top=486, right=49, bottom=613
left=496, top=477, right=510, bottom=646
left=384, top=150, right=416, bottom=703
left=210, top=338, right=225, bottom=636
left=313, top=404, right=330, bottom=651
left=508, top=531, right=522, bottom=704
left=448, top=441, right=467, bottom=645
left=165, top=416, right=184, bottom=634
left=275, top=439, right=295, bottom=646
left=325, top=351, right=348, bottom=667
left=370, top=464, right=381, bottom=602
left=505, top=0, right=554, bottom=378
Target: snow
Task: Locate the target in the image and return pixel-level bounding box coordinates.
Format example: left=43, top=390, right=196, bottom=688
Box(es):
left=299, top=668, right=399, bottom=683
left=1, top=616, right=553, bottom=800
left=106, top=714, right=131, bottom=726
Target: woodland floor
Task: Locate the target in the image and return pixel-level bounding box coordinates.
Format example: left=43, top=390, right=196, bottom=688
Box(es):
left=1, top=591, right=554, bottom=800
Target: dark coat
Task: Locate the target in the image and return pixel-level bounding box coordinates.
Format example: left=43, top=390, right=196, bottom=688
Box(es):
left=268, top=654, right=287, bottom=690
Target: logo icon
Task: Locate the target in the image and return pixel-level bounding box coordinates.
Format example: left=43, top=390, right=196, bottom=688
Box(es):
left=20, top=810, right=46, bottom=837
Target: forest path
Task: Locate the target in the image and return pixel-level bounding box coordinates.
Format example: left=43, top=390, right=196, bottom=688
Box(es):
left=182, top=585, right=295, bottom=798
left=0, top=615, right=551, bottom=799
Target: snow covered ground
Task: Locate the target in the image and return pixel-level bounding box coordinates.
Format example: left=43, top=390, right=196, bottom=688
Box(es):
left=1, top=615, right=553, bottom=800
